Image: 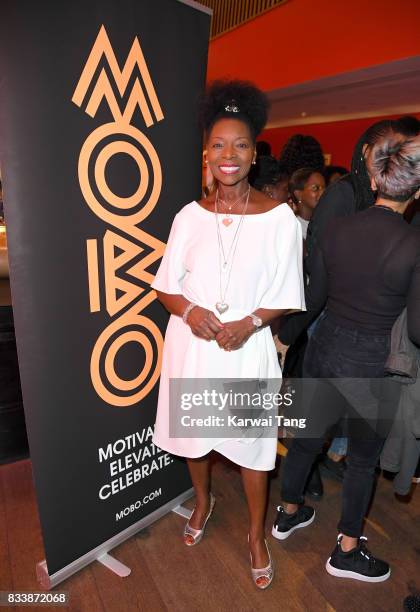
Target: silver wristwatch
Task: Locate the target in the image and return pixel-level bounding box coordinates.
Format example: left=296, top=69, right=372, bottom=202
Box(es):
left=248, top=313, right=263, bottom=329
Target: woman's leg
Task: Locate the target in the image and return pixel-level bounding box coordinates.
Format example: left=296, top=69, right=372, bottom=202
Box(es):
left=336, top=378, right=400, bottom=549
left=281, top=377, right=345, bottom=513
left=241, top=467, right=269, bottom=573
left=281, top=322, right=344, bottom=512
left=338, top=435, right=384, bottom=550
left=186, top=455, right=212, bottom=532
left=282, top=436, right=326, bottom=513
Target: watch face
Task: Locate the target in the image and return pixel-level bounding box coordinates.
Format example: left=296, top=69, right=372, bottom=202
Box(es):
left=251, top=315, right=262, bottom=328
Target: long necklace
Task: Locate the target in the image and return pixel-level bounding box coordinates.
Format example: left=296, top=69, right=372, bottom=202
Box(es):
left=218, top=186, right=250, bottom=227
left=214, top=189, right=250, bottom=314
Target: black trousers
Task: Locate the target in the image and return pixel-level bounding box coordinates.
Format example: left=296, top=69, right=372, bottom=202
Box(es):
left=281, top=314, right=400, bottom=538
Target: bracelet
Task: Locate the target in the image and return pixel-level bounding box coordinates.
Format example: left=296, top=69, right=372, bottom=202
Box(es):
left=182, top=302, right=197, bottom=324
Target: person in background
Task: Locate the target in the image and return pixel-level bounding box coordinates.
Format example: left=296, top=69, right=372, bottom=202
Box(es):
left=306, top=116, right=420, bottom=274
left=289, top=168, right=325, bottom=244
left=324, top=165, right=348, bottom=186
left=273, top=163, right=290, bottom=205
left=398, top=115, right=420, bottom=136
left=272, top=127, right=420, bottom=583
left=276, top=117, right=420, bottom=492
left=256, top=140, right=272, bottom=157
left=277, top=168, right=325, bottom=500
left=278, top=134, right=325, bottom=177
left=275, top=140, right=325, bottom=498
left=249, top=155, right=290, bottom=203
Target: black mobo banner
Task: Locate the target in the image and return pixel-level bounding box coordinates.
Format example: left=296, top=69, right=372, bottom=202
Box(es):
left=0, top=0, right=210, bottom=578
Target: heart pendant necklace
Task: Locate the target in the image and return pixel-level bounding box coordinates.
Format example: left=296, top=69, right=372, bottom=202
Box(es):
left=219, top=186, right=250, bottom=228
left=214, top=188, right=250, bottom=314
left=215, top=302, right=229, bottom=314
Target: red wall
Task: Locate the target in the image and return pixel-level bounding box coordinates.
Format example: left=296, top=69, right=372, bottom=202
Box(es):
left=207, top=0, right=420, bottom=90
left=260, top=113, right=420, bottom=169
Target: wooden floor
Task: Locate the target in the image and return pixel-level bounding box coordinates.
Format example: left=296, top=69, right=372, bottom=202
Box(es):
left=0, top=457, right=419, bottom=612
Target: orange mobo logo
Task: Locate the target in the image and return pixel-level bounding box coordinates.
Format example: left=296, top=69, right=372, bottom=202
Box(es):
left=73, top=25, right=164, bottom=407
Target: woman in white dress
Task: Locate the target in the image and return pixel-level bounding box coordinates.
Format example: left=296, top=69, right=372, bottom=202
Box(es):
left=152, top=81, right=305, bottom=588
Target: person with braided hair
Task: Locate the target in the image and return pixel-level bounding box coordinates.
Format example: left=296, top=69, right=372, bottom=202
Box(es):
left=306, top=116, right=420, bottom=274
left=152, top=80, right=305, bottom=589
left=274, top=117, right=420, bottom=515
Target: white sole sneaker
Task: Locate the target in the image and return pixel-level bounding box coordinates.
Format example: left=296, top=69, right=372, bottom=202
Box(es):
left=325, top=558, right=391, bottom=582
left=271, top=510, right=315, bottom=541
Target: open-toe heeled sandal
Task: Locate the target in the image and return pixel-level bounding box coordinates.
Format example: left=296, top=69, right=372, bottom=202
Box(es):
left=249, top=536, right=274, bottom=590
left=183, top=493, right=216, bottom=546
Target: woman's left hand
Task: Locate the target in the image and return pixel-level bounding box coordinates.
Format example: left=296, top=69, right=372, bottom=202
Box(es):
left=215, top=318, right=254, bottom=351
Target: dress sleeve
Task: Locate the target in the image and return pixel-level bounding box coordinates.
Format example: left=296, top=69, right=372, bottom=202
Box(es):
left=259, top=211, right=306, bottom=310
left=151, top=213, right=186, bottom=294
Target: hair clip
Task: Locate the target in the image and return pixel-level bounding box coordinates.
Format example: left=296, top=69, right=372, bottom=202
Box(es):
left=225, top=101, right=240, bottom=113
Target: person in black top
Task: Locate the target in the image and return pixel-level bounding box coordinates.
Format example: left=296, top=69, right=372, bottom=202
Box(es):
left=276, top=119, right=402, bottom=349
left=271, top=129, right=420, bottom=582
left=307, top=116, right=420, bottom=275
left=276, top=119, right=420, bottom=477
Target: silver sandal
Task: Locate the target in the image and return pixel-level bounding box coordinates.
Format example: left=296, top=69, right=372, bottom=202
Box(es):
left=183, top=493, right=216, bottom=546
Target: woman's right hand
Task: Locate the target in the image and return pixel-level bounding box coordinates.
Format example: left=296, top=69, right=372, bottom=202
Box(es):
left=187, top=306, right=224, bottom=340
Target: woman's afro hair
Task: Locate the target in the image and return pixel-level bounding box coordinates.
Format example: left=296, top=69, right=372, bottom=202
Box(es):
left=199, top=80, right=269, bottom=141
left=278, top=134, right=325, bottom=175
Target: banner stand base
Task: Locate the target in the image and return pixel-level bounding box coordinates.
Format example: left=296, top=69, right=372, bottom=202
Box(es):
left=36, top=560, right=51, bottom=590
left=172, top=504, right=192, bottom=519
left=35, top=488, right=194, bottom=589
left=97, top=552, right=131, bottom=577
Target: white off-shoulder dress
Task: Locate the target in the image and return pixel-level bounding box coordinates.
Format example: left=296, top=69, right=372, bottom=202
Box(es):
left=151, top=201, right=305, bottom=470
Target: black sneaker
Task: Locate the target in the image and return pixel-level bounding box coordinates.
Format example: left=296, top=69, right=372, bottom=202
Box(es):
left=404, top=594, right=420, bottom=612
left=271, top=505, right=315, bottom=540
left=326, top=534, right=391, bottom=582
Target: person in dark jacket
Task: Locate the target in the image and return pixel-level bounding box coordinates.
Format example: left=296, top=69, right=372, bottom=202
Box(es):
left=276, top=119, right=420, bottom=476
left=272, top=128, right=420, bottom=583
left=307, top=116, right=420, bottom=274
